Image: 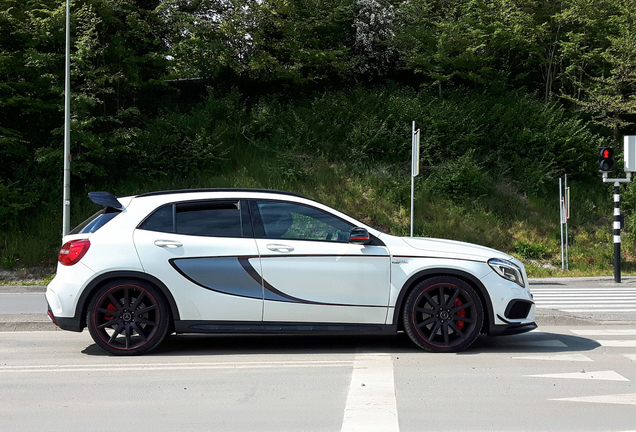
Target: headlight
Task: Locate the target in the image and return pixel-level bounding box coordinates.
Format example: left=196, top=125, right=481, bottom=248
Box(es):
left=488, top=258, right=525, bottom=288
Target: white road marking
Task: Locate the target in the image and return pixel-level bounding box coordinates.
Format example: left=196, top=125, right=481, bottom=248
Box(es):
left=558, top=309, right=636, bottom=312
left=512, top=354, right=593, bottom=362
left=622, top=354, right=636, bottom=361
left=535, top=300, right=636, bottom=304
left=0, top=360, right=352, bottom=374
left=531, top=288, right=636, bottom=292
left=526, top=370, right=629, bottom=381
left=571, top=329, right=636, bottom=336
left=506, top=340, right=568, bottom=347
left=533, top=295, right=636, bottom=298
left=340, top=353, right=399, bottom=432
left=597, top=340, right=636, bottom=347
left=531, top=286, right=636, bottom=313
left=551, top=393, right=636, bottom=405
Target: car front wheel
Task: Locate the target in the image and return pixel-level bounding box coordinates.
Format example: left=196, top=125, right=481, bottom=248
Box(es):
left=87, top=279, right=170, bottom=355
left=403, top=276, right=483, bottom=353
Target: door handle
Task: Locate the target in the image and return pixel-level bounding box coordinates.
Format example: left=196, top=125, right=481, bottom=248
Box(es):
left=154, top=239, right=183, bottom=249
left=266, top=244, right=294, bottom=252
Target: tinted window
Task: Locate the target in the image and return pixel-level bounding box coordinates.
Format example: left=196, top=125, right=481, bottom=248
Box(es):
left=70, top=208, right=120, bottom=234
left=175, top=201, right=242, bottom=237
left=256, top=201, right=353, bottom=242
left=138, top=204, right=174, bottom=233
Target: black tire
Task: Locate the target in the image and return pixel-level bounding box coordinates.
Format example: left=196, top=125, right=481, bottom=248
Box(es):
left=403, top=276, right=484, bottom=353
left=87, top=279, right=170, bottom=356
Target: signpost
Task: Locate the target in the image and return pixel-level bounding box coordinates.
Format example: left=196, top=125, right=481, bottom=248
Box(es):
left=62, top=0, right=71, bottom=237
left=410, top=121, right=420, bottom=237
left=559, top=175, right=569, bottom=271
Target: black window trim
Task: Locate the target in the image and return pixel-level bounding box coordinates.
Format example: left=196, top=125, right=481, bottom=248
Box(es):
left=248, top=199, right=385, bottom=246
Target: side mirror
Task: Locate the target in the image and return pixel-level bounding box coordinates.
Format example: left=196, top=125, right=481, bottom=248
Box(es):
left=349, top=227, right=371, bottom=245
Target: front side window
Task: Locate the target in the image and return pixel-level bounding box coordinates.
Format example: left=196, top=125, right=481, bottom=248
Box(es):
left=255, top=201, right=354, bottom=242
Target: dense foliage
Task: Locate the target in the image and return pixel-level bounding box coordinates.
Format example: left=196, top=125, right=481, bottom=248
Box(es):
left=1, top=0, right=636, bottom=271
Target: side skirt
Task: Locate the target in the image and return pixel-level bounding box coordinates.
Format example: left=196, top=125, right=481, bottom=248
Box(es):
left=174, top=320, right=398, bottom=335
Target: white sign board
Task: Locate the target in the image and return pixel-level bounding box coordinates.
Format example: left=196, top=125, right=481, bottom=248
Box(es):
left=412, top=123, right=420, bottom=177
left=625, top=136, right=636, bottom=172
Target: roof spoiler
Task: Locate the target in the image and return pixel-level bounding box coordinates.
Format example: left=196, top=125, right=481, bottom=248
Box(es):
left=88, top=192, right=124, bottom=210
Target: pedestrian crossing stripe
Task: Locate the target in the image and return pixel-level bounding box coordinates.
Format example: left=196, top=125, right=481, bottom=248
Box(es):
left=512, top=354, right=593, bottom=362
left=531, top=288, right=636, bottom=292
left=530, top=285, right=636, bottom=313
left=526, top=370, right=629, bottom=381
left=571, top=329, right=636, bottom=336
left=556, top=309, right=636, bottom=312
left=505, top=339, right=568, bottom=347
left=596, top=340, right=636, bottom=347
left=535, top=300, right=636, bottom=304
left=550, top=393, right=636, bottom=405
left=623, top=354, right=636, bottom=361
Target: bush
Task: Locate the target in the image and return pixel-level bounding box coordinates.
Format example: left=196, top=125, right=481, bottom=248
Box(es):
left=422, top=150, right=495, bottom=203
left=515, top=240, right=548, bottom=260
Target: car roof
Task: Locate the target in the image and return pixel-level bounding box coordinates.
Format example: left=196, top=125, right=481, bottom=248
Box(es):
left=135, top=188, right=308, bottom=199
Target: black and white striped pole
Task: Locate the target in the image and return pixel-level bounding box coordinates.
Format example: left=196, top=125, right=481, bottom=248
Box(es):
left=613, top=183, right=621, bottom=283
left=600, top=136, right=636, bottom=283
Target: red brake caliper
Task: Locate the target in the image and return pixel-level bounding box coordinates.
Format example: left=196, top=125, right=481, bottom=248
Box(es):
left=454, top=297, right=465, bottom=330
left=104, top=303, right=117, bottom=321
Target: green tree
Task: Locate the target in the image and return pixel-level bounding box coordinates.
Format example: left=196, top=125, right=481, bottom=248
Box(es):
left=561, top=0, right=636, bottom=136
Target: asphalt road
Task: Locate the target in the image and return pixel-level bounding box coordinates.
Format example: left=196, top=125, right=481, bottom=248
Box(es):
left=1, top=327, right=635, bottom=432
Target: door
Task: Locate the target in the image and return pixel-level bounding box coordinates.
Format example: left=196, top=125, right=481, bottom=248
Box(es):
left=251, top=199, right=391, bottom=324
left=133, top=199, right=263, bottom=322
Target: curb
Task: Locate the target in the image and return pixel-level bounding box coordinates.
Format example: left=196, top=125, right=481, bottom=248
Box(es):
left=0, top=313, right=59, bottom=332
left=0, top=322, right=60, bottom=332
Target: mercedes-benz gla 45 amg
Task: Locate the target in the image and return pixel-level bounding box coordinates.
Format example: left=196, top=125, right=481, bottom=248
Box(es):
left=46, top=189, right=536, bottom=355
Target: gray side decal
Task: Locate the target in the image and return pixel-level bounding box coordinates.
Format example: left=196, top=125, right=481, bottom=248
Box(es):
left=171, top=256, right=297, bottom=303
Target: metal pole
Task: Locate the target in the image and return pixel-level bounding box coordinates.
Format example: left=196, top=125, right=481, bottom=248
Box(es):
left=565, top=174, right=569, bottom=271
left=410, top=174, right=414, bottom=237
left=614, top=182, right=621, bottom=283
left=62, top=0, right=71, bottom=237
left=559, top=177, right=564, bottom=271
left=411, top=122, right=415, bottom=237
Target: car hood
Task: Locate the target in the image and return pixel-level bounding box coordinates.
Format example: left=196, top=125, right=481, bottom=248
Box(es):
left=400, top=237, right=513, bottom=261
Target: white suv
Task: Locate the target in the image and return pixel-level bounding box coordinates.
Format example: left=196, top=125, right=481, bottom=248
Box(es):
left=46, top=189, right=536, bottom=355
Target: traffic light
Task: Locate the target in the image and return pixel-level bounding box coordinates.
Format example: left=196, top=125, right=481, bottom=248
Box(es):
left=598, top=147, right=614, bottom=172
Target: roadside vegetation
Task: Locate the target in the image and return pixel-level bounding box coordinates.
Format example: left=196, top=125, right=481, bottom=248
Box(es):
left=2, top=0, right=636, bottom=278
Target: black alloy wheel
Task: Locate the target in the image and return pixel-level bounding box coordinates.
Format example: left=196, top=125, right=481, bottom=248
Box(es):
left=87, top=279, right=169, bottom=355
left=403, top=276, right=484, bottom=353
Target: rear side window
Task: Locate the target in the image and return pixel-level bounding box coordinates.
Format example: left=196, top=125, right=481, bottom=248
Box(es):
left=138, top=201, right=244, bottom=238
left=176, top=201, right=242, bottom=237
left=69, top=208, right=121, bottom=234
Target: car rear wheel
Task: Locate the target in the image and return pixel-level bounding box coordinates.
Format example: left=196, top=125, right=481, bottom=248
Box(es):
left=87, top=279, right=169, bottom=355
left=403, top=276, right=483, bottom=353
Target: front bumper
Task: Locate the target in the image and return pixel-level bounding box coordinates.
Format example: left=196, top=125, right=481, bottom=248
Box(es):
left=488, top=321, right=537, bottom=336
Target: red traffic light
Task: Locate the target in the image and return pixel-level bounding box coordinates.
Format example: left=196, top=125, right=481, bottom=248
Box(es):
left=598, top=147, right=614, bottom=172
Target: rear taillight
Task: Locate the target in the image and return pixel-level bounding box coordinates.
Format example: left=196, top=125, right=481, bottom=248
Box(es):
left=58, top=239, right=90, bottom=266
